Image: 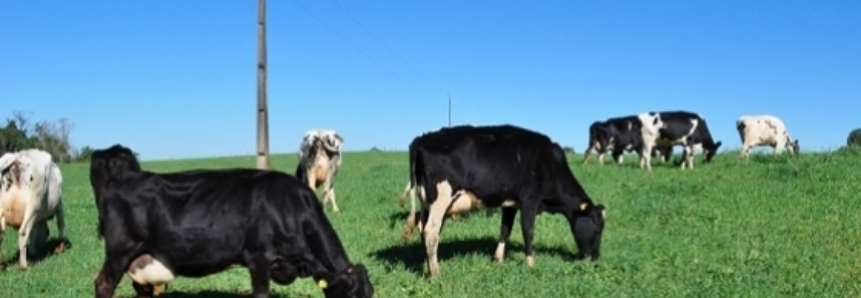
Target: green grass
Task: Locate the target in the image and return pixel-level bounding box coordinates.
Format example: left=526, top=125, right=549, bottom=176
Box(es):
left=2, top=149, right=861, bottom=297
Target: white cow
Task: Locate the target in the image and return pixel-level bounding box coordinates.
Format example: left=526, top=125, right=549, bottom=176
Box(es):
left=736, top=114, right=799, bottom=159
left=296, top=129, right=344, bottom=213
left=0, top=149, right=66, bottom=270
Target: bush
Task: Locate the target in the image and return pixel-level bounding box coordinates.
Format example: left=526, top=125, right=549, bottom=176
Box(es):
left=562, top=146, right=576, bottom=154
left=848, top=128, right=861, bottom=147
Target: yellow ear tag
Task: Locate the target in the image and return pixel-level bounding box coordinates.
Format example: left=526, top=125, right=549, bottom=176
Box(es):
left=579, top=203, right=588, bottom=211
left=318, top=279, right=328, bottom=289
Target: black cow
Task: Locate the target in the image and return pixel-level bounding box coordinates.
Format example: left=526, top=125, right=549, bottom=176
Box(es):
left=638, top=111, right=723, bottom=170
left=90, top=144, right=373, bottom=298
left=584, top=115, right=672, bottom=165
left=406, top=124, right=606, bottom=278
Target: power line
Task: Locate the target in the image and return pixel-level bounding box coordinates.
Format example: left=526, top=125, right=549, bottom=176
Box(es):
left=289, top=0, right=435, bottom=97
left=328, top=0, right=442, bottom=91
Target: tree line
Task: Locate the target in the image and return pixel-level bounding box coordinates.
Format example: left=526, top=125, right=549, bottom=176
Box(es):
left=0, top=111, right=95, bottom=163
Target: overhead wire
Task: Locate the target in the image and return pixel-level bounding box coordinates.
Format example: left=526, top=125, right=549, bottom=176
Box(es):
left=289, top=0, right=437, bottom=98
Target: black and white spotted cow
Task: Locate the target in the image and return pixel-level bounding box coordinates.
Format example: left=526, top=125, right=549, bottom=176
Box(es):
left=406, top=124, right=606, bottom=278
left=638, top=111, right=722, bottom=170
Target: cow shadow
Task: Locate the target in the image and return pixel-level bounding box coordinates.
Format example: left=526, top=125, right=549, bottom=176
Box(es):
left=1, top=237, right=71, bottom=269
left=369, top=236, right=577, bottom=276
left=385, top=210, right=498, bottom=230
left=137, top=291, right=293, bottom=298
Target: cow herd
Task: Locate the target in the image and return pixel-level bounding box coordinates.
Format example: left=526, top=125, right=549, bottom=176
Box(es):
left=0, top=112, right=798, bottom=298
left=583, top=110, right=798, bottom=169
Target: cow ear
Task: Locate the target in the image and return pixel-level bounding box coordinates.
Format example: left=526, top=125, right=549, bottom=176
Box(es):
left=334, top=133, right=344, bottom=144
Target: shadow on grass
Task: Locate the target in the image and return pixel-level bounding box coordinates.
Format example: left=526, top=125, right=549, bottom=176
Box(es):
left=2, top=237, right=71, bottom=269
left=369, top=236, right=578, bottom=277
left=385, top=209, right=498, bottom=230
left=139, top=291, right=294, bottom=298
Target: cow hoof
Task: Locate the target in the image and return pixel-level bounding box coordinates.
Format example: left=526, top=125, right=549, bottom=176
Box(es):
left=154, top=283, right=167, bottom=295
left=54, top=241, right=67, bottom=254
left=18, top=263, right=28, bottom=271
left=526, top=256, right=535, bottom=268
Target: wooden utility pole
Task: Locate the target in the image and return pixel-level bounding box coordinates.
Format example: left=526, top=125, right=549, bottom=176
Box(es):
left=447, top=92, right=451, bottom=127
left=256, top=0, right=270, bottom=169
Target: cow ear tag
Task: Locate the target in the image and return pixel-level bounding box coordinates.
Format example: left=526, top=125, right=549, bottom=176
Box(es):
left=579, top=203, right=588, bottom=211
left=318, top=279, right=328, bottom=289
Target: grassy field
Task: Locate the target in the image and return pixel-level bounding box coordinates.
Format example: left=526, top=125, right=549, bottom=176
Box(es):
left=2, top=149, right=861, bottom=298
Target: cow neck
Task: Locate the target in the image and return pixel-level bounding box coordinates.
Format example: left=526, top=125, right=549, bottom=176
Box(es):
left=304, top=219, right=353, bottom=276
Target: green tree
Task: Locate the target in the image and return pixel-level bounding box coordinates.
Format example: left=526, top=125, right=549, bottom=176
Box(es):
left=848, top=128, right=861, bottom=147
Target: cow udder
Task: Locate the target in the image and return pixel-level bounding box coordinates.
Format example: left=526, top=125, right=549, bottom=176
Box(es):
left=2, top=188, right=26, bottom=229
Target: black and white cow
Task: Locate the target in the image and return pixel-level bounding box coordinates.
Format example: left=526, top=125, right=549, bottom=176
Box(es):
left=584, top=115, right=673, bottom=165
left=638, top=111, right=723, bottom=170
left=90, top=144, right=373, bottom=298
left=405, top=124, right=606, bottom=278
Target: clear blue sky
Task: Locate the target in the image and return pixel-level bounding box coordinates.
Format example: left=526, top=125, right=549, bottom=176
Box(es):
left=2, top=1, right=859, bottom=161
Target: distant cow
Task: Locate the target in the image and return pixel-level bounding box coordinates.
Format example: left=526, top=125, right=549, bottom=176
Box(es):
left=0, top=149, right=66, bottom=271
left=296, top=129, right=345, bottom=213
left=92, top=144, right=373, bottom=298
left=584, top=115, right=673, bottom=165
left=736, top=115, right=799, bottom=159
left=406, top=124, right=606, bottom=278
left=638, top=111, right=723, bottom=170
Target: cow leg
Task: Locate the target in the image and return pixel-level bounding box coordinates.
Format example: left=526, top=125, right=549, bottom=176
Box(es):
left=54, top=200, right=67, bottom=253
left=583, top=142, right=596, bottom=163
left=682, top=146, right=695, bottom=169
left=402, top=184, right=420, bottom=241
left=519, top=203, right=539, bottom=268
left=611, top=148, right=624, bottom=165
left=246, top=257, right=272, bottom=298
left=324, top=178, right=340, bottom=214
left=640, top=143, right=654, bottom=170
left=17, top=204, right=38, bottom=270
left=132, top=282, right=155, bottom=298
left=741, top=143, right=751, bottom=159
left=597, top=147, right=607, bottom=165
left=0, top=215, right=4, bottom=270
left=398, top=181, right=411, bottom=208
left=494, top=207, right=518, bottom=262
left=423, top=181, right=454, bottom=278
left=774, top=142, right=785, bottom=156
left=95, top=255, right=133, bottom=298
left=29, top=221, right=49, bottom=258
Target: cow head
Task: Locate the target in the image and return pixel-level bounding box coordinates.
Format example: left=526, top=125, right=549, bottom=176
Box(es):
left=90, top=144, right=142, bottom=206
left=704, top=141, right=723, bottom=163
left=788, top=138, right=800, bottom=154
left=572, top=203, right=605, bottom=261
left=316, top=264, right=374, bottom=298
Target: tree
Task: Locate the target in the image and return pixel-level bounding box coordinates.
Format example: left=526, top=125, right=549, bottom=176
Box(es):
left=848, top=128, right=861, bottom=147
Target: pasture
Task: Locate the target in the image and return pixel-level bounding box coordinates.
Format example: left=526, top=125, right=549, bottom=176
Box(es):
left=2, top=149, right=860, bottom=297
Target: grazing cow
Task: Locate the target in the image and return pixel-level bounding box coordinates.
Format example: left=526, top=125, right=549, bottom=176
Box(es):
left=0, top=149, right=66, bottom=271
left=92, top=145, right=373, bottom=298
left=737, top=114, right=799, bottom=159
left=405, top=124, right=606, bottom=278
left=296, top=129, right=344, bottom=213
left=583, top=115, right=672, bottom=165
left=638, top=111, right=723, bottom=170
